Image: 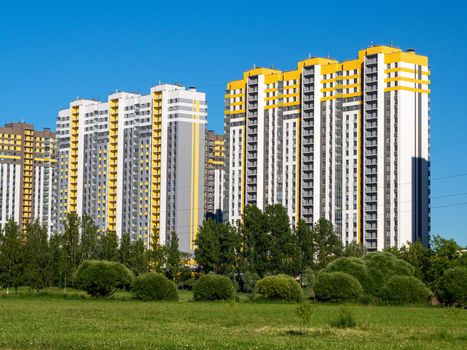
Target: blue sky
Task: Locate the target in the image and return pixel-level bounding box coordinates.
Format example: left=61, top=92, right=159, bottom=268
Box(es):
left=0, top=0, right=466, bottom=245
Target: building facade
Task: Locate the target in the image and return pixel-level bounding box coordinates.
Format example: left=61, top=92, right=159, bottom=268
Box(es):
left=54, top=84, right=206, bottom=252
left=224, top=45, right=430, bottom=250
left=204, top=130, right=224, bottom=222
left=0, top=122, right=55, bottom=234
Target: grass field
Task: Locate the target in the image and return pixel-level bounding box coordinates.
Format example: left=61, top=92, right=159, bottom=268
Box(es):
left=0, top=290, right=466, bottom=349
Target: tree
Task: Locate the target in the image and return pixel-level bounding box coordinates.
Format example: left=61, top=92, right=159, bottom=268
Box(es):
left=165, top=231, right=181, bottom=281
left=150, top=226, right=166, bottom=273
left=265, top=204, right=298, bottom=275
left=99, top=231, right=119, bottom=261
left=118, top=233, right=132, bottom=266
left=80, top=215, right=98, bottom=261
left=395, top=240, right=432, bottom=282
left=426, top=235, right=465, bottom=286
left=195, top=220, right=220, bottom=273
left=217, top=222, right=240, bottom=277
left=0, top=220, right=23, bottom=293
left=127, top=239, right=149, bottom=276
left=118, top=233, right=148, bottom=276
left=240, top=205, right=270, bottom=276
left=295, top=219, right=314, bottom=272
left=343, top=242, right=366, bottom=258
left=195, top=220, right=239, bottom=276
left=311, top=218, right=342, bottom=269
left=62, top=212, right=81, bottom=286
left=49, top=233, right=66, bottom=288
left=23, top=221, right=50, bottom=290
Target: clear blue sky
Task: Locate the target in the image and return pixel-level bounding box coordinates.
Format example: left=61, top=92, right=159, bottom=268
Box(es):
left=0, top=0, right=466, bottom=245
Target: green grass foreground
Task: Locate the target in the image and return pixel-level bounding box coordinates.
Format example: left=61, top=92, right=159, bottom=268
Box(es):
left=0, top=291, right=465, bottom=349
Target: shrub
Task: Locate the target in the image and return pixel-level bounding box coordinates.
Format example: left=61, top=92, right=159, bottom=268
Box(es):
left=379, top=275, right=430, bottom=305
left=132, top=273, right=178, bottom=301
left=296, top=302, right=314, bottom=327
left=330, top=306, right=357, bottom=328
left=325, top=257, right=376, bottom=294
left=435, top=267, right=467, bottom=307
left=363, top=252, right=414, bottom=292
left=193, top=274, right=235, bottom=301
left=314, top=272, right=363, bottom=302
left=254, top=275, right=303, bottom=302
left=241, top=271, right=260, bottom=293
left=73, top=260, right=134, bottom=297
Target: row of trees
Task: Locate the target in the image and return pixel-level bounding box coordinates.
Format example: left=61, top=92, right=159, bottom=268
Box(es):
left=0, top=213, right=187, bottom=292
left=195, top=205, right=466, bottom=291
left=196, top=204, right=360, bottom=278
left=1, top=204, right=465, bottom=295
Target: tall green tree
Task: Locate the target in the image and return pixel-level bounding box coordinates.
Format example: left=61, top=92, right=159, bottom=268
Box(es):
left=217, top=222, right=240, bottom=276
left=241, top=205, right=270, bottom=277
left=150, top=226, right=166, bottom=273
left=265, top=204, right=298, bottom=275
left=80, top=215, right=98, bottom=261
left=295, top=219, right=314, bottom=272
left=195, top=220, right=220, bottom=273
left=119, top=233, right=148, bottom=276
left=426, top=235, right=466, bottom=286
left=128, top=239, right=149, bottom=276
left=62, top=212, right=81, bottom=285
left=0, top=220, right=23, bottom=293
left=118, top=233, right=132, bottom=266
left=195, top=220, right=239, bottom=276
left=99, top=230, right=119, bottom=261
left=165, top=231, right=181, bottom=281
left=49, top=233, right=66, bottom=287
left=311, top=218, right=342, bottom=269
left=23, top=221, right=50, bottom=290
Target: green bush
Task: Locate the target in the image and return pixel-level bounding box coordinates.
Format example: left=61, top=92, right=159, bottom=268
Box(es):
left=241, top=272, right=260, bottom=293
left=435, top=267, right=467, bottom=307
left=325, top=257, right=376, bottom=294
left=73, top=260, right=134, bottom=297
left=193, top=274, right=235, bottom=301
left=379, top=275, right=430, bottom=305
left=363, top=252, right=414, bottom=292
left=314, top=272, right=363, bottom=302
left=254, top=275, right=303, bottom=302
left=330, top=306, right=357, bottom=328
left=132, top=273, right=178, bottom=301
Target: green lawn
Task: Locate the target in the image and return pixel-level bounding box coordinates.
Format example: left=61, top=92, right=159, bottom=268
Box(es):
left=0, top=291, right=465, bottom=349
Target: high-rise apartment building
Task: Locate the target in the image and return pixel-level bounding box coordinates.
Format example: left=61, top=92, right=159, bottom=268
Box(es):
left=54, top=84, right=206, bottom=252
left=204, top=130, right=224, bottom=222
left=224, top=45, right=430, bottom=250
left=0, top=122, right=55, bottom=234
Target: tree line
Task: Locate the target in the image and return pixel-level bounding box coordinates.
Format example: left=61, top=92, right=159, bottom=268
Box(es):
left=1, top=204, right=465, bottom=294
left=195, top=205, right=466, bottom=292
left=0, top=213, right=187, bottom=292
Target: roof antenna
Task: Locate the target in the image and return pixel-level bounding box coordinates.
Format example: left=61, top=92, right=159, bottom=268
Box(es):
left=253, top=63, right=256, bottom=69
left=308, top=53, right=312, bottom=59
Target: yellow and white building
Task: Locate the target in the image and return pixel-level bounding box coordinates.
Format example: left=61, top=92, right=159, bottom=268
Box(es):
left=204, top=130, right=224, bottom=222
left=224, top=45, right=430, bottom=250
left=54, top=84, right=206, bottom=252
left=0, top=122, right=55, bottom=234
